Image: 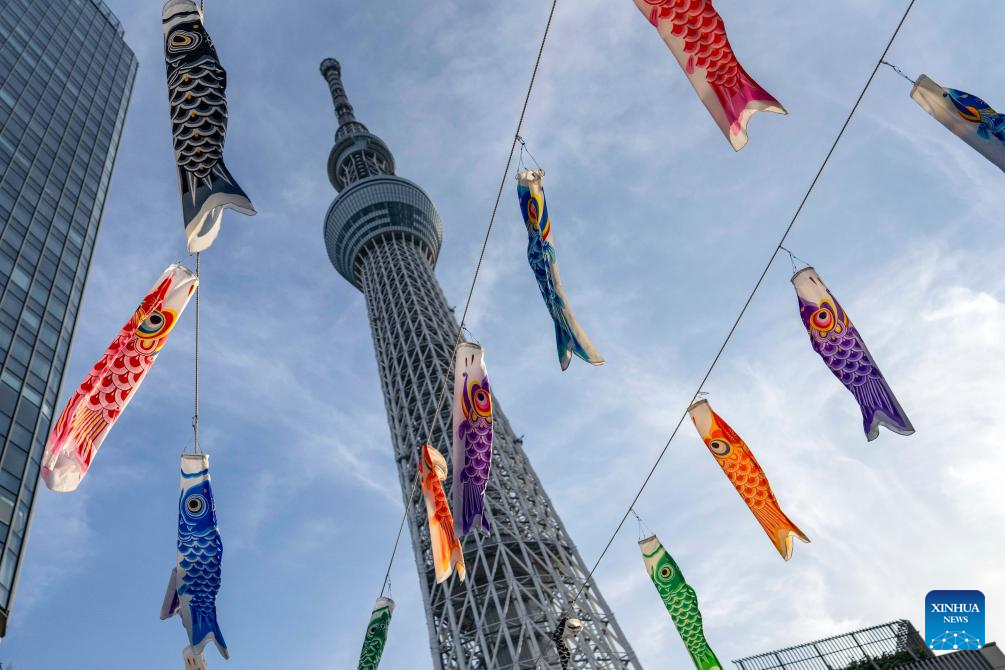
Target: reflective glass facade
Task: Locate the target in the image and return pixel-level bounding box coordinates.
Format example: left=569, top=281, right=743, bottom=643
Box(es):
left=0, top=0, right=136, bottom=634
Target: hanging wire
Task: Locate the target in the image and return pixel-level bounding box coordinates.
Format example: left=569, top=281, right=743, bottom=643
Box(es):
left=378, top=470, right=419, bottom=598
left=192, top=252, right=201, bottom=454
left=566, top=0, right=918, bottom=609
left=880, top=59, right=916, bottom=85
left=376, top=0, right=562, bottom=597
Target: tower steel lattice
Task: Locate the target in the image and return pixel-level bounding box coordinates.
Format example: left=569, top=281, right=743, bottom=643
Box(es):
left=320, top=58, right=643, bottom=670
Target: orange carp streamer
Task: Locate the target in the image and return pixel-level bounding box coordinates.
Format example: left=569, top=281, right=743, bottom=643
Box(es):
left=688, top=400, right=809, bottom=560
left=419, top=444, right=466, bottom=583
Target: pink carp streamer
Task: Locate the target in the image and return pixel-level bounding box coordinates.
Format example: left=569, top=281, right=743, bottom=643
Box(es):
left=632, top=0, right=786, bottom=150
left=42, top=264, right=198, bottom=492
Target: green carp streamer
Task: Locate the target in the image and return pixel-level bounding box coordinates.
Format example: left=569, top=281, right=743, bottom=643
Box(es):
left=640, top=535, right=722, bottom=670
left=357, top=596, right=394, bottom=670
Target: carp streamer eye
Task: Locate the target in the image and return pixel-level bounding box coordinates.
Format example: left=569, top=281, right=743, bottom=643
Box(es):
left=659, top=565, right=674, bottom=580
left=473, top=387, right=492, bottom=414
left=169, top=31, right=201, bottom=52
left=369, top=626, right=377, bottom=635
left=137, top=310, right=175, bottom=339
left=139, top=311, right=163, bottom=333
left=527, top=199, right=539, bottom=224
left=709, top=439, right=731, bottom=457
left=185, top=494, right=207, bottom=517
left=811, top=307, right=834, bottom=332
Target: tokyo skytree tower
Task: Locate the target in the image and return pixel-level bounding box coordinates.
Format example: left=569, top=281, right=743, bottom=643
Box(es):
left=320, top=58, right=642, bottom=670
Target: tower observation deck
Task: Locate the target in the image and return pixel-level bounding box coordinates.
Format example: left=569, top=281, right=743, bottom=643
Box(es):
left=321, top=58, right=642, bottom=670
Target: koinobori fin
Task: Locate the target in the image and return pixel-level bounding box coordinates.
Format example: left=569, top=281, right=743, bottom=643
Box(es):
left=160, top=567, right=181, bottom=619
left=181, top=159, right=256, bottom=253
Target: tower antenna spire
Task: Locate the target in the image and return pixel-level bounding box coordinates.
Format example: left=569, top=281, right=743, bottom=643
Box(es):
left=319, top=58, right=395, bottom=192
left=320, top=58, right=365, bottom=133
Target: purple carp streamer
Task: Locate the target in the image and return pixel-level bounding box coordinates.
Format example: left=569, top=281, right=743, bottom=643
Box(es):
left=163, top=0, right=255, bottom=252
left=451, top=343, right=493, bottom=536
left=912, top=74, right=1005, bottom=173
left=792, top=267, right=914, bottom=441
left=516, top=169, right=604, bottom=370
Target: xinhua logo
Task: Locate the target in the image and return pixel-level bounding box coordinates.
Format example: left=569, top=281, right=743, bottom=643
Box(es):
left=925, top=590, right=985, bottom=650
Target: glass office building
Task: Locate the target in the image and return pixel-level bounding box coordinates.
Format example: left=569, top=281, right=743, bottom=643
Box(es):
left=0, top=0, right=136, bottom=634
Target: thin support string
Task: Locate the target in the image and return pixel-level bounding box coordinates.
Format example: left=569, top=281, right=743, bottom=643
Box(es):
left=880, top=59, right=916, bottom=85
left=193, top=252, right=201, bottom=454
left=567, top=0, right=917, bottom=609
left=780, top=245, right=798, bottom=274
left=376, top=0, right=561, bottom=596
left=631, top=509, right=654, bottom=541
left=779, top=245, right=811, bottom=275
left=461, top=324, right=481, bottom=347
left=516, top=135, right=542, bottom=172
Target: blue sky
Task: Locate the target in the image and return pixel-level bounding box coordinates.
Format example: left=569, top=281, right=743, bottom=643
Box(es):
left=3, top=0, right=1005, bottom=667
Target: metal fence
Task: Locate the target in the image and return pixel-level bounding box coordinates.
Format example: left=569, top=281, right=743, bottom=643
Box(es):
left=734, top=620, right=933, bottom=670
